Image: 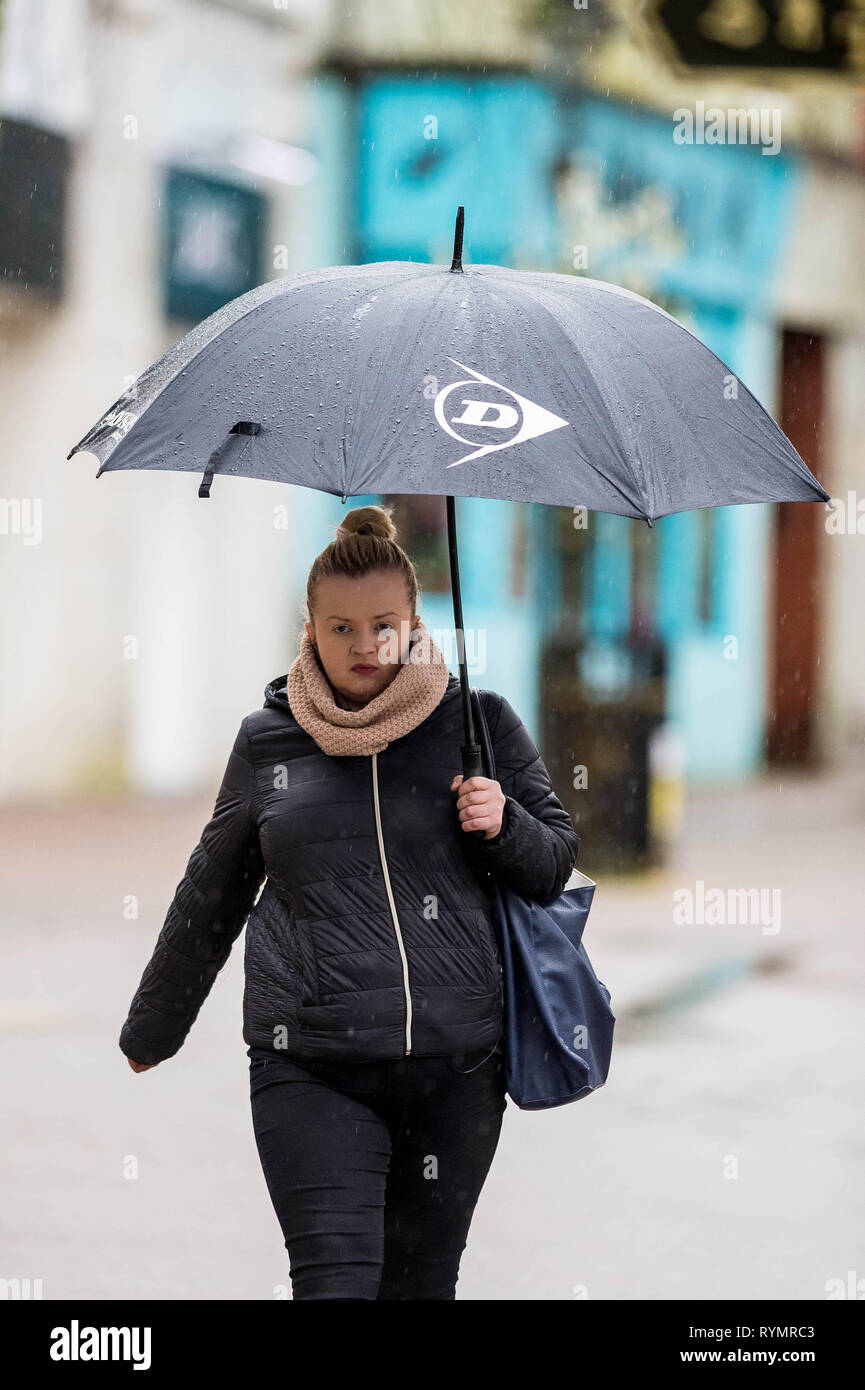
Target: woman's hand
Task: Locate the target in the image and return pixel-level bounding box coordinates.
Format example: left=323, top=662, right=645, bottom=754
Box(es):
left=450, top=774, right=505, bottom=840
left=127, top=1057, right=160, bottom=1073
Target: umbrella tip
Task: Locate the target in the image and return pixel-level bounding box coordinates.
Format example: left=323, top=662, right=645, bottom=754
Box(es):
left=450, top=206, right=464, bottom=273
left=645, top=515, right=654, bottom=528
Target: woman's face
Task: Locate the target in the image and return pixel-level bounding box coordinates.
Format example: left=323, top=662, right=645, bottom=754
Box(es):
left=306, top=571, right=420, bottom=711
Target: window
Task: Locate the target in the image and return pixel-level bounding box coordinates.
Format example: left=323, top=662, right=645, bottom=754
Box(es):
left=0, top=117, right=70, bottom=300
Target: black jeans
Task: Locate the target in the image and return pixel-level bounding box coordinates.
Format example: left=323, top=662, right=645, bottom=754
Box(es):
left=248, top=1041, right=507, bottom=1300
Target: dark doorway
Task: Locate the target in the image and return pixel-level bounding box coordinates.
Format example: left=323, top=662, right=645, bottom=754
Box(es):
left=767, top=329, right=827, bottom=766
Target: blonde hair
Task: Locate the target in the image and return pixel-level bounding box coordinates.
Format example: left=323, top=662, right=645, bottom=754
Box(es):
left=304, top=504, right=420, bottom=624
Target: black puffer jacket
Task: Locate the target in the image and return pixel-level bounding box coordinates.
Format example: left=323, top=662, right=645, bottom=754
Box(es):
left=119, top=672, right=579, bottom=1065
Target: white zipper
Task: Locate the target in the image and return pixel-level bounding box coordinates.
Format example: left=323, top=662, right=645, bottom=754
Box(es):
left=371, top=750, right=412, bottom=1055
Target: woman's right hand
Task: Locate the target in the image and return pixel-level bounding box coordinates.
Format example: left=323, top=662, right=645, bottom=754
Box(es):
left=127, top=1057, right=160, bottom=1073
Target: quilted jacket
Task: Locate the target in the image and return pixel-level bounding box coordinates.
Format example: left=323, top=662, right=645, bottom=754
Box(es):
left=119, top=671, right=580, bottom=1065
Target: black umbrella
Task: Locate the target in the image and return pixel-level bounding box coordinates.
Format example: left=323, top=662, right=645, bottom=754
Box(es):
left=68, top=207, right=828, bottom=782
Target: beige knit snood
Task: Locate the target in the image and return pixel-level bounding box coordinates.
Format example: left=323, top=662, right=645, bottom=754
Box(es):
left=286, top=618, right=451, bottom=756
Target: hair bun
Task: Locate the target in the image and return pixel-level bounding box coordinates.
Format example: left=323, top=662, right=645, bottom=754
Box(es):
left=304, top=501, right=419, bottom=630
left=336, top=504, right=397, bottom=543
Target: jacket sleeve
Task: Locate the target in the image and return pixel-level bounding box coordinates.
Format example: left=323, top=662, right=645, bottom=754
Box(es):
left=119, top=718, right=265, bottom=1064
left=462, top=692, right=579, bottom=903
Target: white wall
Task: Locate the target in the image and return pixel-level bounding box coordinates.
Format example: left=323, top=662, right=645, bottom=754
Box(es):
left=0, top=0, right=333, bottom=800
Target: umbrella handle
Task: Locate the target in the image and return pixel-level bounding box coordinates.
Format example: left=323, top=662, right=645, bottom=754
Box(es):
left=460, top=740, right=488, bottom=842
left=461, top=743, right=485, bottom=782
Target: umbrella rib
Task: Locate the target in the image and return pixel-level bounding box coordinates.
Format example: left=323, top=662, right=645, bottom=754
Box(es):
left=71, top=262, right=435, bottom=465
left=558, top=287, right=821, bottom=504
left=488, top=264, right=825, bottom=502
left=69, top=274, right=294, bottom=459
left=474, top=268, right=655, bottom=519
left=339, top=265, right=465, bottom=496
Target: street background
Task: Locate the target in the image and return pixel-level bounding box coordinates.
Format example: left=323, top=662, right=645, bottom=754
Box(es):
left=2, top=755, right=863, bottom=1300
left=1, top=0, right=864, bottom=1300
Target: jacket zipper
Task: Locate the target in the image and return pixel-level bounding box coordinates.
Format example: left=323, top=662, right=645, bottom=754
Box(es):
left=371, top=750, right=412, bottom=1055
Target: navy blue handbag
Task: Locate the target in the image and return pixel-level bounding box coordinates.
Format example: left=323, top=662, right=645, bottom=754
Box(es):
left=471, top=689, right=615, bottom=1110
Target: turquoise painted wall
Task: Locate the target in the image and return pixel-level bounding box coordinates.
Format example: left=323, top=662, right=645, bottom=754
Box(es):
left=298, top=75, right=801, bottom=776
left=567, top=97, right=800, bottom=783
left=663, top=313, right=778, bottom=781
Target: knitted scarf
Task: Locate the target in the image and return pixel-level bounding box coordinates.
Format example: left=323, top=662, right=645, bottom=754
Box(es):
left=286, top=619, right=451, bottom=757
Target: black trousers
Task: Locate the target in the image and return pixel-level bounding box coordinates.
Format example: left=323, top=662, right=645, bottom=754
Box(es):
left=248, top=1041, right=507, bottom=1300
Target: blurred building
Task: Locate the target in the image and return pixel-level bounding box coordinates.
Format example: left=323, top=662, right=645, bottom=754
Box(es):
left=312, top=0, right=865, bottom=807
left=1, top=0, right=863, bottom=825
left=555, top=0, right=865, bottom=785
left=0, top=0, right=335, bottom=799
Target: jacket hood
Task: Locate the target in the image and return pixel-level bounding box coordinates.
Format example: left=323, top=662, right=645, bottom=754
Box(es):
left=263, top=670, right=461, bottom=718
left=264, top=673, right=290, bottom=712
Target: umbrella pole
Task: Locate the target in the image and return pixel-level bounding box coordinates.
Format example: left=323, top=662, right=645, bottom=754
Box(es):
left=446, top=495, right=484, bottom=782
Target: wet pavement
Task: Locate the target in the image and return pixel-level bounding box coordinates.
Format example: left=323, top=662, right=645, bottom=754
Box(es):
left=1, top=758, right=863, bottom=1300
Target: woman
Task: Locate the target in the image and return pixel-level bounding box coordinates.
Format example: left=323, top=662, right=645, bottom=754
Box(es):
left=120, top=504, right=579, bottom=1300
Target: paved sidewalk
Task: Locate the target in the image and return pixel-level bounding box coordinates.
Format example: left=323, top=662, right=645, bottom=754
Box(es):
left=1, top=758, right=863, bottom=1299
left=588, top=756, right=865, bottom=1024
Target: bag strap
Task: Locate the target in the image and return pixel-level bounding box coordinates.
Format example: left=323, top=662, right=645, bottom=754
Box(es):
left=471, top=687, right=497, bottom=782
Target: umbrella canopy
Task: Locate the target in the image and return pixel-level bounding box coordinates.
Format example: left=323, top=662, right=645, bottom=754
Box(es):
left=66, top=209, right=828, bottom=787
left=68, top=223, right=827, bottom=520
